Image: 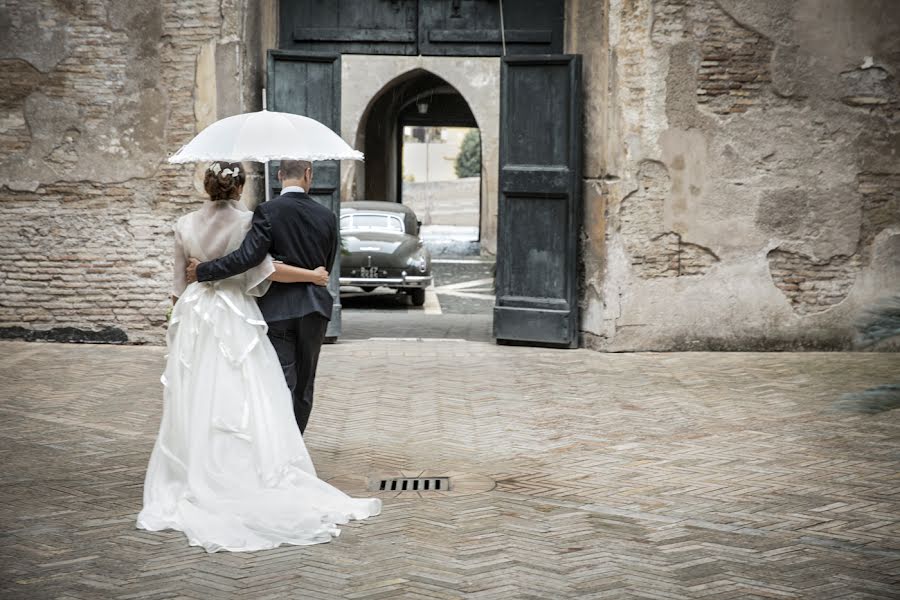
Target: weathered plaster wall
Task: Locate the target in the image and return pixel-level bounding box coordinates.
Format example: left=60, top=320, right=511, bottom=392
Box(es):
left=339, top=55, right=500, bottom=255
left=0, top=0, right=264, bottom=343
left=4, top=0, right=896, bottom=350
left=572, top=0, right=900, bottom=350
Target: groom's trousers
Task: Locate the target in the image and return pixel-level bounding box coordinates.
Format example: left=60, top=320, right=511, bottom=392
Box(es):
left=266, top=313, right=329, bottom=435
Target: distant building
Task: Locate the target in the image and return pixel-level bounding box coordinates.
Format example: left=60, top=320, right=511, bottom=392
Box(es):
left=402, top=127, right=470, bottom=183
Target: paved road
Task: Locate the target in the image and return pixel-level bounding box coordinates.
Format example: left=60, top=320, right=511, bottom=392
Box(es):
left=2, top=340, right=898, bottom=599
left=339, top=258, right=495, bottom=341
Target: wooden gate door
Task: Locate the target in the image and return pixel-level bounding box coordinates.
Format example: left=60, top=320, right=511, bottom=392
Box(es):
left=494, top=55, right=582, bottom=348
left=267, top=50, right=343, bottom=339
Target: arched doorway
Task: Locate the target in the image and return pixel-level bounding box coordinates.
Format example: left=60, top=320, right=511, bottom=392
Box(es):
left=269, top=50, right=581, bottom=347
left=353, top=69, right=482, bottom=252
left=339, top=56, right=500, bottom=256
left=337, top=68, right=495, bottom=340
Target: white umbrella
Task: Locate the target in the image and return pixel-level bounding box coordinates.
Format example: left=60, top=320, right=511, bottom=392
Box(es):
left=167, top=109, right=363, bottom=164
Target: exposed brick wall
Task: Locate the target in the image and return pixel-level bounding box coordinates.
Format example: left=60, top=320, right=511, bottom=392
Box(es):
left=611, top=1, right=768, bottom=282
left=766, top=173, right=900, bottom=315
left=156, top=0, right=228, bottom=206
left=650, top=0, right=688, bottom=43
left=619, top=161, right=719, bottom=278
left=0, top=0, right=241, bottom=344
left=858, top=173, right=900, bottom=251
left=767, top=250, right=861, bottom=316
left=691, top=0, right=773, bottom=114
left=650, top=0, right=774, bottom=114
left=0, top=60, right=38, bottom=162
left=0, top=183, right=174, bottom=340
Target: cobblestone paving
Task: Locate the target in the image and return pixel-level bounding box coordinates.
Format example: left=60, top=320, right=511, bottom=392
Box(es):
left=1, top=340, right=899, bottom=599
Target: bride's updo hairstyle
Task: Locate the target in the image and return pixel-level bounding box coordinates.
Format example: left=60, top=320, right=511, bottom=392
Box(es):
left=204, top=161, right=246, bottom=201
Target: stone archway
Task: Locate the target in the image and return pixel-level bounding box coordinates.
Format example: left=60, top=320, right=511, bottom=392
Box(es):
left=357, top=70, right=476, bottom=205
left=340, top=56, right=500, bottom=255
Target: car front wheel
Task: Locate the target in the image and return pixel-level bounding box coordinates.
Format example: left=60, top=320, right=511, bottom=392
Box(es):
left=409, top=288, right=426, bottom=307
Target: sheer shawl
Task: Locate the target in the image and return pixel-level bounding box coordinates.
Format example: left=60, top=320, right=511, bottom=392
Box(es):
left=172, top=200, right=274, bottom=298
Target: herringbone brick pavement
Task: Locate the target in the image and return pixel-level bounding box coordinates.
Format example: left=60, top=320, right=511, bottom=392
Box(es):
left=1, top=340, right=898, bottom=599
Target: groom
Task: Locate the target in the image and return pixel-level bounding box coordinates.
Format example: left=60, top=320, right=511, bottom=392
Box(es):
left=186, top=160, right=338, bottom=435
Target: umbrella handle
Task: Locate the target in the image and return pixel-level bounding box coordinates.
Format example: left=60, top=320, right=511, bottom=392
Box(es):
left=263, top=88, right=270, bottom=202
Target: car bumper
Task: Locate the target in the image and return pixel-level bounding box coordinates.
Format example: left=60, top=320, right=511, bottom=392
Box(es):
left=339, top=274, right=432, bottom=289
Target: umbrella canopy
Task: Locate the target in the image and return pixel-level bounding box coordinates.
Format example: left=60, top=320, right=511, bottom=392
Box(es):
left=167, top=109, right=363, bottom=163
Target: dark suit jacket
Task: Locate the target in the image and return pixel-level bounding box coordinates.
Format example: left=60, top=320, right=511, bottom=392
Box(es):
left=196, top=191, right=338, bottom=322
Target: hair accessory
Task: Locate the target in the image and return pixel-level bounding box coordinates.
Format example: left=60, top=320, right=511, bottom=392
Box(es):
left=210, top=162, right=222, bottom=175
left=222, top=167, right=240, bottom=177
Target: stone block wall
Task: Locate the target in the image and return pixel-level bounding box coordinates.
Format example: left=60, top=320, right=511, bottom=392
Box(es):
left=571, top=0, right=900, bottom=350
left=0, top=0, right=266, bottom=344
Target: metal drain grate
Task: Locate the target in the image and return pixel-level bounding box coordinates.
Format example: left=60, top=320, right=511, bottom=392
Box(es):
left=378, top=476, right=449, bottom=492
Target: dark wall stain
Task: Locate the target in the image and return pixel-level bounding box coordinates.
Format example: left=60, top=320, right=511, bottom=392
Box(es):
left=0, top=326, right=128, bottom=344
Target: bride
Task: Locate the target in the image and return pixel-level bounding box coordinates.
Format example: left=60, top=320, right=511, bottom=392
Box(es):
left=137, top=162, right=381, bottom=552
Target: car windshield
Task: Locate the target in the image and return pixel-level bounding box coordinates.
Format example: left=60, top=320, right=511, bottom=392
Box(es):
left=341, top=213, right=405, bottom=233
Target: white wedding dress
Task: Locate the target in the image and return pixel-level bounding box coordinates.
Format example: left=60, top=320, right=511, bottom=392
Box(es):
left=137, top=199, right=381, bottom=553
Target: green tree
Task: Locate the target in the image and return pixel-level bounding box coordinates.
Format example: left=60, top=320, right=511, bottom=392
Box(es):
left=454, top=129, right=482, bottom=178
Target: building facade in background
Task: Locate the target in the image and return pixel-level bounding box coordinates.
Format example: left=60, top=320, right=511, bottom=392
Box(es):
left=0, top=0, right=897, bottom=349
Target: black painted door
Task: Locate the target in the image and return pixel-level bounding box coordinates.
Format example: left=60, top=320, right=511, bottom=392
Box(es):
left=494, top=55, right=582, bottom=348
left=418, top=0, right=563, bottom=56
left=266, top=50, right=343, bottom=339
left=279, top=0, right=564, bottom=56
left=280, top=0, right=418, bottom=55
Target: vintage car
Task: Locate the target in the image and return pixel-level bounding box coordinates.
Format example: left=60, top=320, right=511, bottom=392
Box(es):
left=339, top=201, right=433, bottom=306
